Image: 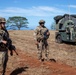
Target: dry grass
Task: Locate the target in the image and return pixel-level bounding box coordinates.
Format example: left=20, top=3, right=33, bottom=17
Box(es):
left=9, top=30, right=76, bottom=67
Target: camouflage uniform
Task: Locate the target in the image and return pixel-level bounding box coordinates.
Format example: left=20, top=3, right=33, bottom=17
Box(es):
left=66, top=25, right=74, bottom=40
left=34, top=20, right=50, bottom=60
left=0, top=17, right=8, bottom=75
left=69, top=25, right=74, bottom=40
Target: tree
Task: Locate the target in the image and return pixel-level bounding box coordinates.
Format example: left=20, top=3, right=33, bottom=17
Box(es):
left=51, top=21, right=56, bottom=30
left=6, top=16, right=28, bottom=30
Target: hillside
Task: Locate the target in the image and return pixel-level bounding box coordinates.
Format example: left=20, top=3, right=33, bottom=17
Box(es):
left=5, top=30, right=76, bottom=75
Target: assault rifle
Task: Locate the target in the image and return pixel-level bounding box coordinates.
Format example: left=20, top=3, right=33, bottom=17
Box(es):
left=6, top=38, right=18, bottom=56
left=8, top=44, right=18, bottom=56
left=43, top=29, right=49, bottom=39
left=0, top=30, right=18, bottom=56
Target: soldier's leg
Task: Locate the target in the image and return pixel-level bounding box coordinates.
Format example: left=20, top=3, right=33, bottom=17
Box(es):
left=37, top=49, right=42, bottom=60
left=71, top=31, right=73, bottom=40
left=44, top=40, right=49, bottom=60
left=37, top=41, right=43, bottom=60
left=2, top=52, right=8, bottom=75
left=45, top=49, right=49, bottom=61
left=70, top=29, right=73, bottom=40
left=41, top=40, right=46, bottom=60
left=0, top=52, right=3, bottom=75
left=0, top=52, right=7, bottom=75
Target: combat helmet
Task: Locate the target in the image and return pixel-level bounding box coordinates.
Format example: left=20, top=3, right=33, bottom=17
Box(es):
left=0, top=17, right=6, bottom=23
left=39, top=20, right=45, bottom=24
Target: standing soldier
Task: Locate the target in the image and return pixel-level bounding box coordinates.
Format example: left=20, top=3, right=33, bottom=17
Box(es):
left=34, top=20, right=50, bottom=61
left=0, top=17, right=9, bottom=75
left=69, top=25, right=74, bottom=40
left=66, top=22, right=74, bottom=40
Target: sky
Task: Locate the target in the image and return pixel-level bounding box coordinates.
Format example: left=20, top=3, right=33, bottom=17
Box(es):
left=0, top=0, right=76, bottom=30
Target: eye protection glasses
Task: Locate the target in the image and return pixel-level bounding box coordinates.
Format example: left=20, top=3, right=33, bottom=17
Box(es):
left=40, top=23, right=45, bottom=24
left=0, top=22, right=5, bottom=24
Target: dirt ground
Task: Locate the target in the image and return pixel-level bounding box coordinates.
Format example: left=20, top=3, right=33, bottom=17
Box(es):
left=4, top=30, right=76, bottom=75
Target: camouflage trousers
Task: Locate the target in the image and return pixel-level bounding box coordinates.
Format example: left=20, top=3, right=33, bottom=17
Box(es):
left=0, top=51, right=8, bottom=75
left=37, top=39, right=49, bottom=60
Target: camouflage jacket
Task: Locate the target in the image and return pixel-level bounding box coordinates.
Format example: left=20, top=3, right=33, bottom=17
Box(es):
left=0, top=29, right=9, bottom=49
left=34, top=25, right=50, bottom=40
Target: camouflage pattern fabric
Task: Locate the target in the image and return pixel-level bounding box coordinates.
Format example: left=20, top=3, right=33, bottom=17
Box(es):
left=0, top=30, right=5, bottom=41
left=69, top=25, right=74, bottom=40
left=66, top=25, right=74, bottom=40
left=34, top=25, right=49, bottom=41
left=37, top=39, right=49, bottom=60
left=34, top=25, right=49, bottom=60
left=0, top=29, right=8, bottom=75
left=0, top=51, right=8, bottom=75
left=0, top=17, right=6, bottom=23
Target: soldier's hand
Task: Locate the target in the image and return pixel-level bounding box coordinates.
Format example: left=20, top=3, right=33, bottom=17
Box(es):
left=2, top=40, right=7, bottom=44
left=47, top=32, right=50, bottom=36
left=10, top=52, right=13, bottom=56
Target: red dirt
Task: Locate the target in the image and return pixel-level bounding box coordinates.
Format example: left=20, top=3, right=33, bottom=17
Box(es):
left=4, top=49, right=76, bottom=75
left=4, top=30, right=76, bottom=75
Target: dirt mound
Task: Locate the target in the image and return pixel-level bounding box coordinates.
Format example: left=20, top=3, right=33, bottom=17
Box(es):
left=6, top=49, right=76, bottom=75
left=4, top=30, right=76, bottom=75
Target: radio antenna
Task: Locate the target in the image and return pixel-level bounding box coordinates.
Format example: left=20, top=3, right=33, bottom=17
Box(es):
left=69, top=5, right=70, bottom=20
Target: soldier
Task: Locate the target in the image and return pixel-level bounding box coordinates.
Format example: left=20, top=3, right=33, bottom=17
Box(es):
left=66, top=22, right=74, bottom=40
left=34, top=20, right=50, bottom=61
left=69, top=25, right=74, bottom=40
left=0, top=17, right=9, bottom=75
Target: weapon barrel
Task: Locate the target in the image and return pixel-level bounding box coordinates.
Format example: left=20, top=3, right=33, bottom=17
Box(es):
left=14, top=50, right=18, bottom=55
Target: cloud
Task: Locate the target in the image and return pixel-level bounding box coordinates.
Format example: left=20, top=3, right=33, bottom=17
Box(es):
left=0, top=6, right=67, bottom=17
left=69, top=5, right=76, bottom=8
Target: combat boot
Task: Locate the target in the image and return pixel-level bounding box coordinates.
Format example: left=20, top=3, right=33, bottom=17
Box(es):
left=38, top=53, right=42, bottom=60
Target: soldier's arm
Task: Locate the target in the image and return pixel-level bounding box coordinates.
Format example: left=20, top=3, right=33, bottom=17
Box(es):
left=34, top=27, right=39, bottom=35
left=1, top=40, right=7, bottom=44
left=2, top=30, right=9, bottom=44
left=34, top=27, right=39, bottom=40
left=2, top=37, right=8, bottom=44
left=0, top=31, right=7, bottom=44
left=47, top=29, right=50, bottom=36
